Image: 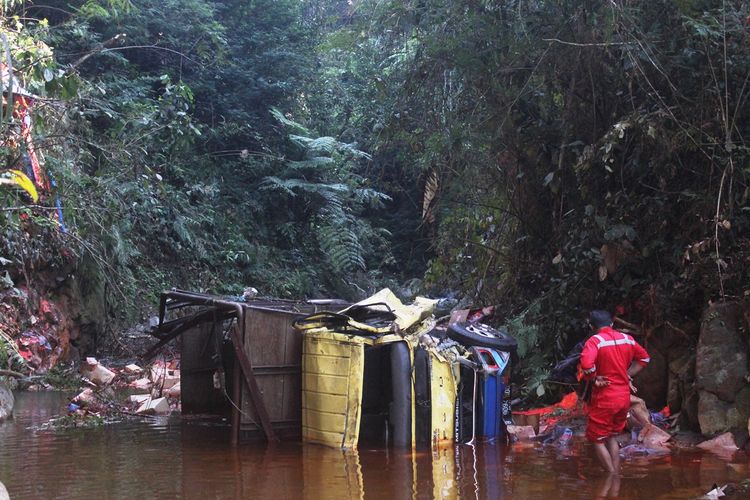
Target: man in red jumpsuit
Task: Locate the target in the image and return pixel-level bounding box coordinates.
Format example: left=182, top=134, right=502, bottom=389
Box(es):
left=580, top=310, right=650, bottom=473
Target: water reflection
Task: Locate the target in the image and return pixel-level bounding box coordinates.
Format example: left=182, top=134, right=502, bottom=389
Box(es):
left=0, top=392, right=748, bottom=499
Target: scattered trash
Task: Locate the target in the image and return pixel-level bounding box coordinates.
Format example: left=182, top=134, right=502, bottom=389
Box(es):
left=619, top=443, right=670, bottom=457
left=701, top=484, right=727, bottom=499
left=130, top=378, right=152, bottom=390
left=697, top=432, right=739, bottom=454
left=135, top=396, right=170, bottom=415
left=638, top=424, right=672, bottom=449
left=149, top=362, right=179, bottom=390
left=72, top=388, right=97, bottom=406
left=558, top=427, right=573, bottom=446
left=128, top=394, right=152, bottom=404
left=124, top=364, right=143, bottom=374
left=80, top=357, right=116, bottom=386
left=67, top=402, right=80, bottom=413
left=506, top=425, right=536, bottom=441
left=165, top=382, right=180, bottom=399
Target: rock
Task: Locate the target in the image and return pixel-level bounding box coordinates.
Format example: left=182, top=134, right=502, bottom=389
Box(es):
left=80, top=357, right=116, bottom=385
left=699, top=391, right=734, bottom=435
left=0, top=383, right=13, bottom=421
left=633, top=347, right=668, bottom=409
left=136, top=396, right=170, bottom=415
left=696, top=303, right=747, bottom=403
left=697, top=432, right=739, bottom=453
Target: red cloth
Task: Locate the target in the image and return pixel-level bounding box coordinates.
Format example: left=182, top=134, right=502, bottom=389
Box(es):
left=580, top=326, right=650, bottom=442
left=586, top=399, right=629, bottom=442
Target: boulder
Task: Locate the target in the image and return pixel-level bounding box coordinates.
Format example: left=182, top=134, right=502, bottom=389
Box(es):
left=698, top=391, right=734, bottom=435
left=696, top=303, right=747, bottom=403
left=695, top=303, right=750, bottom=435
left=633, top=347, right=668, bottom=409
left=0, top=383, right=13, bottom=421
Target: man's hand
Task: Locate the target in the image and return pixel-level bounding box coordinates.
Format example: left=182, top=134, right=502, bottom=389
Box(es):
left=629, top=380, right=638, bottom=394
left=594, top=376, right=610, bottom=388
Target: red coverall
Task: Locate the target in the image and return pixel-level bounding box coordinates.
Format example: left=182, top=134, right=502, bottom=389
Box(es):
left=579, top=326, right=650, bottom=442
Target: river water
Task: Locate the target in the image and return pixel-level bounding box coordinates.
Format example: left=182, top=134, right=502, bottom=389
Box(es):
left=0, top=392, right=747, bottom=499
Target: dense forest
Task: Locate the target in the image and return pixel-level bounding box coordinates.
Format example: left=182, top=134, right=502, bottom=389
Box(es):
left=0, top=0, right=748, bottom=411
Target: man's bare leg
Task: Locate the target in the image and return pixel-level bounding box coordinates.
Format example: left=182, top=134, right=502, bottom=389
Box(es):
left=606, top=437, right=620, bottom=473
left=593, top=442, right=615, bottom=473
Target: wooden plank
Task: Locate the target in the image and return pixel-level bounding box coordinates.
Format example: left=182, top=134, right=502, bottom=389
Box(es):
left=230, top=321, right=278, bottom=442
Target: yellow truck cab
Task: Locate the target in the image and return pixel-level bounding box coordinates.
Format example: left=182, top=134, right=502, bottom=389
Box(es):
left=295, top=289, right=514, bottom=450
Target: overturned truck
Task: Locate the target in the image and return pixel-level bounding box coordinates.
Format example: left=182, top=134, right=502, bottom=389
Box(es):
left=150, top=288, right=516, bottom=449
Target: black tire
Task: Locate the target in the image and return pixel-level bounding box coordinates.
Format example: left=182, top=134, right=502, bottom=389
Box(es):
left=447, top=322, right=518, bottom=352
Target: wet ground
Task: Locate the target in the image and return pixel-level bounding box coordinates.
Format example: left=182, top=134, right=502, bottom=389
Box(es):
left=0, top=392, right=748, bottom=499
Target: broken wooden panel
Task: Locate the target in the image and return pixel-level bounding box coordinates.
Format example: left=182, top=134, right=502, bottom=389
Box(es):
left=181, top=321, right=230, bottom=415
left=239, top=307, right=311, bottom=438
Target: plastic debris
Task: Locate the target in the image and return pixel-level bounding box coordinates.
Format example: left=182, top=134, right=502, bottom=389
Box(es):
left=558, top=428, right=573, bottom=446
left=701, top=484, right=727, bottom=499
left=506, top=425, right=536, bottom=441
left=697, top=432, right=739, bottom=453
left=639, top=424, right=672, bottom=448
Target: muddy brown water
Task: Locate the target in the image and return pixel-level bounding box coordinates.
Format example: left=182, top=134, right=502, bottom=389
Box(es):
left=0, top=392, right=747, bottom=499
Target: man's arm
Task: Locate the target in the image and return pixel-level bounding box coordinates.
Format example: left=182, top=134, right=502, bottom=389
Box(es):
left=579, top=338, right=598, bottom=380
left=628, top=339, right=650, bottom=377
left=627, top=361, right=645, bottom=378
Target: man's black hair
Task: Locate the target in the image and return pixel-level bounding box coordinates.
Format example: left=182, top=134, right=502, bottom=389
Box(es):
left=590, top=310, right=613, bottom=329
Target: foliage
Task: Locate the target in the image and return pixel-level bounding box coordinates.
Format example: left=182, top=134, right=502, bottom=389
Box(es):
left=1, top=0, right=749, bottom=407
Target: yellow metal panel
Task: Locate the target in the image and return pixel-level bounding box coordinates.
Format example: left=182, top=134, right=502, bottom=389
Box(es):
left=303, top=353, right=352, bottom=375
left=303, top=391, right=349, bottom=414
left=303, top=372, right=350, bottom=395
left=430, top=353, right=457, bottom=446
left=303, top=407, right=347, bottom=431
left=303, top=334, right=365, bottom=449
left=342, top=343, right=364, bottom=449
